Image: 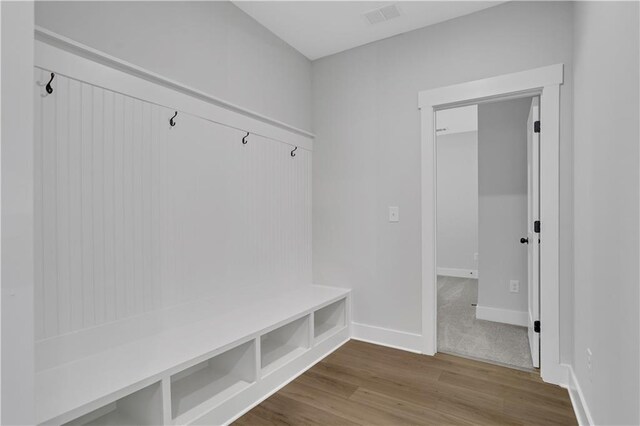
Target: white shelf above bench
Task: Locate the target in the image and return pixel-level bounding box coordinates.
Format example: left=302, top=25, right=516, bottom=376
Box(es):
left=36, top=285, right=350, bottom=425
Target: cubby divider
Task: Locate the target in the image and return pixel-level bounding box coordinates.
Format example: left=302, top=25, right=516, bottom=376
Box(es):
left=260, top=316, right=311, bottom=376
left=314, top=298, right=346, bottom=343
left=170, top=340, right=256, bottom=422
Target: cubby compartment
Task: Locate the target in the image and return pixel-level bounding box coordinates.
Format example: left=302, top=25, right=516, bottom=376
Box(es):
left=260, top=316, right=310, bottom=376
left=170, top=340, right=256, bottom=422
left=314, top=298, right=346, bottom=343
left=63, top=382, right=163, bottom=426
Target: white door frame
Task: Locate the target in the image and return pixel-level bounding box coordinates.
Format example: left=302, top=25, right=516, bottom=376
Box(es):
left=418, top=64, right=566, bottom=385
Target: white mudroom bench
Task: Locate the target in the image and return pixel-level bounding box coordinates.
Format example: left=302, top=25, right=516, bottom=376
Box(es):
left=36, top=285, right=350, bottom=425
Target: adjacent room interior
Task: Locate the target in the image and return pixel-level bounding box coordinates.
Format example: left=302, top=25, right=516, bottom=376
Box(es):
left=436, top=98, right=537, bottom=371
left=1, top=1, right=639, bottom=426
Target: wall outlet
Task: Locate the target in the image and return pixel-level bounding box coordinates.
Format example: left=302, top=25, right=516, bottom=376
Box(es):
left=587, top=348, right=593, bottom=381
left=509, top=280, right=520, bottom=293
left=474, top=252, right=479, bottom=262
left=388, top=206, right=399, bottom=222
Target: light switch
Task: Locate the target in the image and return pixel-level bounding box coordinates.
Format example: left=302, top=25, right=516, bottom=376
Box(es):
left=389, top=206, right=399, bottom=222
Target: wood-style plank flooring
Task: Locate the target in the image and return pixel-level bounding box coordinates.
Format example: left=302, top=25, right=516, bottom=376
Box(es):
left=234, top=340, right=577, bottom=425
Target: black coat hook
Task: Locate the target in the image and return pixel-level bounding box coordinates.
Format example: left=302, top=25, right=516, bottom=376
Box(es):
left=290, top=146, right=298, bottom=157
left=242, top=132, right=249, bottom=145
left=45, top=73, right=55, bottom=94
left=169, top=111, right=178, bottom=127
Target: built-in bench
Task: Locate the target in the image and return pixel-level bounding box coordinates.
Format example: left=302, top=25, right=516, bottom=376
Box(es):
left=36, top=285, right=350, bottom=425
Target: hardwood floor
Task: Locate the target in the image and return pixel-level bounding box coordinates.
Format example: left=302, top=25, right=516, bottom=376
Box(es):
left=234, top=340, right=577, bottom=425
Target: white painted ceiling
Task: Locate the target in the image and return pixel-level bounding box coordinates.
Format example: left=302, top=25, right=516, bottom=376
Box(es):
left=233, top=1, right=504, bottom=60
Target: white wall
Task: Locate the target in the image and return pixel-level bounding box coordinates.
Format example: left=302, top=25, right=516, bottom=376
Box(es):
left=35, top=1, right=312, bottom=132
left=1, top=1, right=35, bottom=424
left=572, top=2, right=639, bottom=424
left=436, top=130, right=478, bottom=274
left=312, top=1, right=574, bottom=357
left=477, top=98, right=530, bottom=316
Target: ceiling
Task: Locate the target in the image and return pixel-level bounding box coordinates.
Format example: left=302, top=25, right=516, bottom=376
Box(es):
left=233, top=1, right=504, bottom=60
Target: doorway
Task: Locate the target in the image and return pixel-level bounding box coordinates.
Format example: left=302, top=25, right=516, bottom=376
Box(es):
left=418, top=64, right=565, bottom=385
left=435, top=97, right=539, bottom=370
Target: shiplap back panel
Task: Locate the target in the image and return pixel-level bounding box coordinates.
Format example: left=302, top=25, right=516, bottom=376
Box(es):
left=34, top=69, right=312, bottom=341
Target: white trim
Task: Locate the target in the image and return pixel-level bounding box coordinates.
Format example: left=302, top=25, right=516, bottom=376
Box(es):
left=351, top=322, right=422, bottom=354
left=437, top=267, right=478, bottom=279
left=475, top=306, right=528, bottom=327
left=566, top=365, right=594, bottom=426
left=419, top=64, right=565, bottom=385
left=537, top=83, right=564, bottom=385
left=419, top=64, right=564, bottom=109
left=34, top=27, right=314, bottom=150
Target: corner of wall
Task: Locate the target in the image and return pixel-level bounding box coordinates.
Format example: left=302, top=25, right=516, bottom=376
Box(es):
left=1, top=1, right=36, bottom=424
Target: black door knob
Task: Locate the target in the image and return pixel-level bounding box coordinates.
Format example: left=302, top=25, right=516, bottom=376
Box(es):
left=520, top=237, right=529, bottom=244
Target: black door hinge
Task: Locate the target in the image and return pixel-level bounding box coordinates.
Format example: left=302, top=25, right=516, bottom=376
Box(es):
left=534, top=320, right=540, bottom=333
left=534, top=121, right=540, bottom=133
left=534, top=220, right=540, bottom=233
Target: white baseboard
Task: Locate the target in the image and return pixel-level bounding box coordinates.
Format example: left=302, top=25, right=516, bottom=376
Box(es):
left=565, top=365, right=594, bottom=426
left=437, top=267, right=478, bottom=279
left=475, top=305, right=528, bottom=327
left=351, top=322, right=422, bottom=353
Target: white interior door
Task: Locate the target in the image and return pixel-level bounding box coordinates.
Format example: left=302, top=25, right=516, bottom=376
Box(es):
left=526, top=97, right=541, bottom=368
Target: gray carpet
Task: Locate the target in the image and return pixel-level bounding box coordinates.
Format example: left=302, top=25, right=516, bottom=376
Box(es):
left=437, top=275, right=534, bottom=370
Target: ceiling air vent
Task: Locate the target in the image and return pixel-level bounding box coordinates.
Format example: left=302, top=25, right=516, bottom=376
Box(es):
left=364, top=4, right=401, bottom=25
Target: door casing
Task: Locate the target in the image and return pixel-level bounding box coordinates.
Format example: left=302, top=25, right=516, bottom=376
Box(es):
left=418, top=64, right=566, bottom=386
left=527, top=96, right=541, bottom=369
